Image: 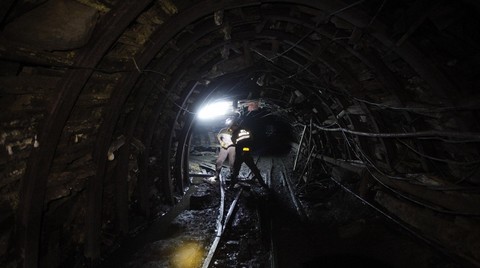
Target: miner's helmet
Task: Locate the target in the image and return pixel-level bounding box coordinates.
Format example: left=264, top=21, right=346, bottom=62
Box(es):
left=226, top=112, right=240, bottom=127
left=225, top=117, right=233, bottom=126
left=229, top=118, right=239, bottom=127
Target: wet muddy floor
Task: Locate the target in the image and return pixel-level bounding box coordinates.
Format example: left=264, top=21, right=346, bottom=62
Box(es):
left=103, top=156, right=463, bottom=268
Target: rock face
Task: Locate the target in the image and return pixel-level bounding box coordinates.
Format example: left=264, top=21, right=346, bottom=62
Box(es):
left=4, top=0, right=98, bottom=51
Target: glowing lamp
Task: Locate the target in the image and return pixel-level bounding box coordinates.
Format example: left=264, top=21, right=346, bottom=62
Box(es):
left=197, top=100, right=233, bottom=120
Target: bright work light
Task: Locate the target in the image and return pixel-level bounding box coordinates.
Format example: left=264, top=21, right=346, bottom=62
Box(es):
left=197, top=100, right=233, bottom=120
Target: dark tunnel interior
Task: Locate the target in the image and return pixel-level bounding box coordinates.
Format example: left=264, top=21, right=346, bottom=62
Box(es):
left=0, top=0, right=480, bottom=267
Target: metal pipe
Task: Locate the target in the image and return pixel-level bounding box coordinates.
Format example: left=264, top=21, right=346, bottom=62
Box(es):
left=222, top=189, right=243, bottom=232
left=298, top=145, right=316, bottom=183
left=281, top=160, right=307, bottom=221
left=202, top=174, right=226, bottom=268
left=329, top=176, right=470, bottom=265
left=293, top=125, right=307, bottom=171
left=202, top=178, right=243, bottom=268
left=317, top=155, right=365, bottom=174
left=314, top=123, right=480, bottom=141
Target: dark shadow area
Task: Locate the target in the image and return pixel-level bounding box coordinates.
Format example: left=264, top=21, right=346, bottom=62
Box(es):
left=302, top=254, right=394, bottom=268
left=240, top=110, right=294, bottom=156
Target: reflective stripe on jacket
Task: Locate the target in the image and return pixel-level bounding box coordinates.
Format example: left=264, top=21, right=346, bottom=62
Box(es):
left=236, top=129, right=251, bottom=143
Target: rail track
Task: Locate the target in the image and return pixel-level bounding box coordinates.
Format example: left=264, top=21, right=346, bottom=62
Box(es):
left=201, top=156, right=303, bottom=268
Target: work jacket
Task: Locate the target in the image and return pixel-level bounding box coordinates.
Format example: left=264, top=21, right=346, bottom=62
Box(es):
left=232, top=128, right=253, bottom=149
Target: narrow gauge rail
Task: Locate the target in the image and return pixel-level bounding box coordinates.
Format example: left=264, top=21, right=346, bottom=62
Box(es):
left=201, top=157, right=303, bottom=268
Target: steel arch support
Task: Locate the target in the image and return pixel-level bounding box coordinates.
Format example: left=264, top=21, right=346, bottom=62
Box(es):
left=16, top=1, right=153, bottom=266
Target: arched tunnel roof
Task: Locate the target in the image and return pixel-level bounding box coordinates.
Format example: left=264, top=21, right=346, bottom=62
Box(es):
left=0, top=0, right=479, bottom=267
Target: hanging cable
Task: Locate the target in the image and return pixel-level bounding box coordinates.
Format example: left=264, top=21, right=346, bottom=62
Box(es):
left=368, top=0, right=387, bottom=26
left=335, top=126, right=480, bottom=216
left=144, top=74, right=196, bottom=114
left=313, top=123, right=480, bottom=141
left=130, top=56, right=197, bottom=114
left=303, top=83, right=480, bottom=113
left=329, top=176, right=463, bottom=262
left=416, top=136, right=480, bottom=143
left=367, top=166, right=480, bottom=216
left=267, top=30, right=315, bottom=62
left=349, top=96, right=480, bottom=113
left=328, top=0, right=366, bottom=17
left=341, top=131, right=410, bottom=181
left=255, top=1, right=361, bottom=64
left=396, top=139, right=480, bottom=166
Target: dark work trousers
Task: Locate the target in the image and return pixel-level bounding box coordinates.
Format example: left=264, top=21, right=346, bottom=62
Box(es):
left=215, top=146, right=236, bottom=179
left=231, top=146, right=268, bottom=188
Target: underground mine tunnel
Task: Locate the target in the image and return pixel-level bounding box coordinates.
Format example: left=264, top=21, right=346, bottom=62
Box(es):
left=1, top=0, right=480, bottom=267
